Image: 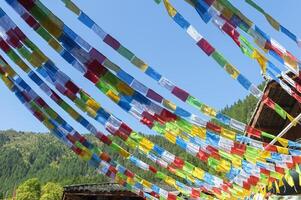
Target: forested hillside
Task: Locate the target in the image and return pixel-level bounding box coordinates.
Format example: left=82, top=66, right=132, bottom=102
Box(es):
left=0, top=91, right=261, bottom=197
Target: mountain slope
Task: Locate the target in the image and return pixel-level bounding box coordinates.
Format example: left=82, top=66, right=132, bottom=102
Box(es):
left=0, top=130, right=105, bottom=195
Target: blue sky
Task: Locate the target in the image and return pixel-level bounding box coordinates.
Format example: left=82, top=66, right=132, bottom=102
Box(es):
left=0, top=0, right=300, bottom=134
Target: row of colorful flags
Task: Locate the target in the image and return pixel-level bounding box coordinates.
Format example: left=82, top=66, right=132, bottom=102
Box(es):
left=0, top=0, right=301, bottom=199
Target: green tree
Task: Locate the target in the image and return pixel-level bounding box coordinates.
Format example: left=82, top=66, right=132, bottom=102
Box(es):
left=40, top=182, right=63, bottom=200
left=16, top=178, right=41, bottom=200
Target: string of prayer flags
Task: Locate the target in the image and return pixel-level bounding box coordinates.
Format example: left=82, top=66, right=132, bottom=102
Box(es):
left=1, top=0, right=301, bottom=197
left=245, top=0, right=301, bottom=47
left=0, top=7, right=238, bottom=198
left=0, top=40, right=202, bottom=199
left=0, top=13, right=227, bottom=199
left=157, top=0, right=295, bottom=126
left=1, top=5, right=298, bottom=190
left=3, top=1, right=300, bottom=192
left=183, top=0, right=301, bottom=104
left=212, top=0, right=301, bottom=75
left=0, top=58, right=164, bottom=200
left=57, top=0, right=301, bottom=148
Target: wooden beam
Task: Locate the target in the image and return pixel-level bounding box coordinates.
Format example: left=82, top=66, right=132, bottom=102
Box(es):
left=266, top=112, right=301, bottom=147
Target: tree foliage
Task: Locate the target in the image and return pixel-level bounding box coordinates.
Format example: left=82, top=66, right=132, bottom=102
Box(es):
left=40, top=182, right=63, bottom=200
left=15, top=178, right=41, bottom=200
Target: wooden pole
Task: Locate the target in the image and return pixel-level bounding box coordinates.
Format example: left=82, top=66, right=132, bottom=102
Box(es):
left=266, top=112, right=301, bottom=147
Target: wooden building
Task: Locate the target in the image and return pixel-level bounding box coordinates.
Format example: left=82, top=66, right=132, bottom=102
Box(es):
left=249, top=73, right=301, bottom=195
left=249, top=73, right=301, bottom=142
left=62, top=183, right=144, bottom=200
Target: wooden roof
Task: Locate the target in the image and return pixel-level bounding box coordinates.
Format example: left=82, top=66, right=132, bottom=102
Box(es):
left=248, top=73, right=301, bottom=195
left=62, top=183, right=182, bottom=200
left=62, top=183, right=144, bottom=200
left=249, top=73, right=301, bottom=141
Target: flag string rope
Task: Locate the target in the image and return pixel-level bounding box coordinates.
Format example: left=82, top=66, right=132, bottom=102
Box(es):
left=244, top=0, right=301, bottom=48
left=57, top=0, right=301, bottom=147
left=0, top=8, right=241, bottom=198
left=3, top=0, right=300, bottom=194
left=0, top=3, right=288, bottom=198
left=5, top=0, right=301, bottom=198
left=1, top=0, right=297, bottom=197
left=0, top=39, right=209, bottom=199
left=0, top=22, right=245, bottom=200
left=0, top=58, right=163, bottom=200
left=0, top=10, right=224, bottom=197
left=157, top=0, right=297, bottom=125
left=4, top=0, right=300, bottom=184
left=183, top=0, right=301, bottom=104
left=208, top=0, right=301, bottom=75
left=0, top=14, right=228, bottom=200
left=165, top=0, right=301, bottom=76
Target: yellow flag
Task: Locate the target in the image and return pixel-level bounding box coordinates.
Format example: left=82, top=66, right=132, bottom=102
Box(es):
left=252, top=50, right=267, bottom=74
left=19, top=61, right=30, bottom=74
left=163, top=99, right=177, bottom=111
left=65, top=0, right=81, bottom=15
left=186, top=174, right=195, bottom=183
left=140, top=138, right=154, bottom=151
left=225, top=63, right=239, bottom=79
left=268, top=181, right=273, bottom=191
left=277, top=137, right=289, bottom=148
left=138, top=145, right=149, bottom=154
left=275, top=180, right=280, bottom=194
left=86, top=107, right=97, bottom=118
left=165, top=132, right=176, bottom=144
left=266, top=14, right=280, bottom=30
left=107, top=90, right=120, bottom=103
left=232, top=156, right=242, bottom=168
left=2, top=76, right=14, bottom=89
left=163, top=0, right=177, bottom=17
left=127, top=177, right=135, bottom=185
left=260, top=150, right=271, bottom=159
left=117, top=82, right=134, bottom=96
left=81, top=150, right=92, bottom=161
left=141, top=180, right=152, bottom=188
left=165, top=177, right=176, bottom=187
left=287, top=114, right=298, bottom=126
left=43, top=119, right=55, bottom=130
left=261, top=184, right=267, bottom=196
left=131, top=57, right=148, bottom=72
left=119, top=148, right=130, bottom=158
left=48, top=38, right=63, bottom=52
left=68, top=107, right=80, bottom=119
left=276, top=146, right=289, bottom=155
left=201, top=105, right=217, bottom=117
left=192, top=126, right=206, bottom=139
left=217, top=160, right=231, bottom=172
left=221, top=7, right=233, bottom=20
left=87, top=99, right=101, bottom=111
left=278, top=179, right=284, bottom=188
left=5, top=67, right=15, bottom=78
left=221, top=128, right=236, bottom=140
left=192, top=168, right=204, bottom=180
